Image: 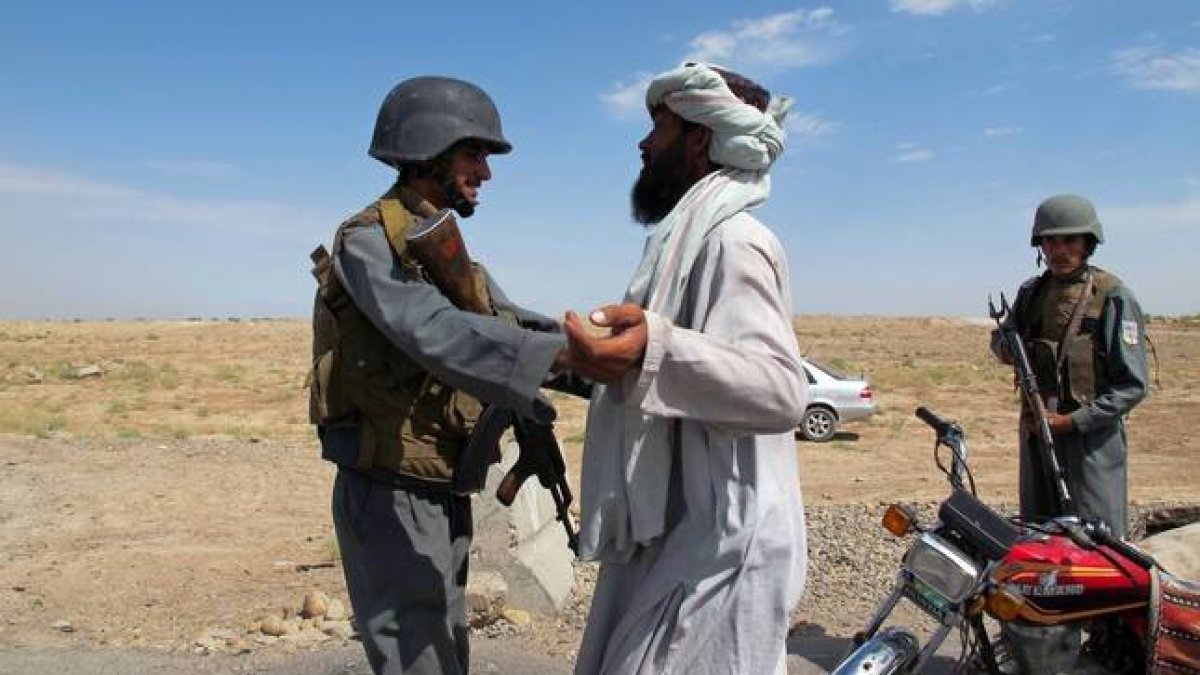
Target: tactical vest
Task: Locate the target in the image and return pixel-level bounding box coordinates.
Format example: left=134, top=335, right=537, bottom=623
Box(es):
left=1020, top=267, right=1120, bottom=411
left=308, top=185, right=484, bottom=483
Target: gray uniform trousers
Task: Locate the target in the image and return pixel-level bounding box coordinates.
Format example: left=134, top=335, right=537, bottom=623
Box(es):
left=1018, top=419, right=1129, bottom=538
left=994, top=271, right=1147, bottom=674
left=332, top=468, right=472, bottom=675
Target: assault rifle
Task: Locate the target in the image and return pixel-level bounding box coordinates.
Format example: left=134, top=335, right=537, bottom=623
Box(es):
left=453, top=406, right=579, bottom=554
left=406, top=207, right=579, bottom=554
left=989, top=293, right=1076, bottom=518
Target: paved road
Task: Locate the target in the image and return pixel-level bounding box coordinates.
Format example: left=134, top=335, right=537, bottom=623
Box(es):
left=0, top=631, right=965, bottom=674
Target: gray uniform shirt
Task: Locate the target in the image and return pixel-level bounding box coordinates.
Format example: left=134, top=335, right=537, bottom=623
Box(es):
left=332, top=218, right=566, bottom=425
left=991, top=267, right=1149, bottom=535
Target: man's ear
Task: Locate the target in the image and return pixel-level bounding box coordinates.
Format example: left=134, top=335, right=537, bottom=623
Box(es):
left=685, top=125, right=713, bottom=172
left=686, top=125, right=712, bottom=155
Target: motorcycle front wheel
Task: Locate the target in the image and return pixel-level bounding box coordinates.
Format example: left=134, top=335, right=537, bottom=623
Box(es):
left=831, top=627, right=921, bottom=675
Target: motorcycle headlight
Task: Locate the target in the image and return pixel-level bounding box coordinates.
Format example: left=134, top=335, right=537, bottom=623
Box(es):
left=902, top=533, right=980, bottom=604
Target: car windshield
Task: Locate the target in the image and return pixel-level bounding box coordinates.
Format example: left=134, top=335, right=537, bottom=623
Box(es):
left=805, top=358, right=855, bottom=381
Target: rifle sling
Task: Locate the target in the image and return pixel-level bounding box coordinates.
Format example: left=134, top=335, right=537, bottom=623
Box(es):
left=1054, top=270, right=1095, bottom=381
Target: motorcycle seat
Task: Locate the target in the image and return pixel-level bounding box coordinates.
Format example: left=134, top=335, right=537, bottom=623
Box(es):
left=938, top=488, right=1021, bottom=561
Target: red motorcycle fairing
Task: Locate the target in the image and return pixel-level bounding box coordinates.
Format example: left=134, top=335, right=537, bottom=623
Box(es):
left=992, top=533, right=1151, bottom=625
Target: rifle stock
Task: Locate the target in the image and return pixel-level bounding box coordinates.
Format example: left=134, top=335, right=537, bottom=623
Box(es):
left=990, top=294, right=1076, bottom=517
left=405, top=209, right=491, bottom=314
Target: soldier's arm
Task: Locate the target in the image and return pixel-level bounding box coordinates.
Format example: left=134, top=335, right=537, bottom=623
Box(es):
left=334, top=223, right=564, bottom=423
left=479, top=265, right=593, bottom=398
left=1070, top=288, right=1149, bottom=433
left=478, top=266, right=561, bottom=333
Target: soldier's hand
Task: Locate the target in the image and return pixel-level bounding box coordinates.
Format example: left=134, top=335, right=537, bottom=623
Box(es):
left=1046, top=412, right=1075, bottom=435
left=993, top=341, right=1014, bottom=366
left=557, top=305, right=648, bottom=384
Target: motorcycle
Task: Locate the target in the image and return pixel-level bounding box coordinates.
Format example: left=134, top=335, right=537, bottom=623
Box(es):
left=830, top=407, right=1200, bottom=675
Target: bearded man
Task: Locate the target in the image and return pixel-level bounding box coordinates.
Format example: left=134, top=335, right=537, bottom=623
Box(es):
left=562, top=63, right=809, bottom=675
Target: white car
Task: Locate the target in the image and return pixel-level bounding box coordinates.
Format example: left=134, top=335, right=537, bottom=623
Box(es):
left=798, top=358, right=876, bottom=442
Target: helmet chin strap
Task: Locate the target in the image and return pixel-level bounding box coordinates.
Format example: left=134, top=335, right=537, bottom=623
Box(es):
left=1036, top=250, right=1043, bottom=268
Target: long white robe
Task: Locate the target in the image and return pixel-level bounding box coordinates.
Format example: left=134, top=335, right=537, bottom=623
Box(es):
left=574, top=212, right=809, bottom=675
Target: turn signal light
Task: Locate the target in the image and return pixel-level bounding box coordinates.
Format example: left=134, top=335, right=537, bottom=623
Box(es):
left=985, top=587, right=1026, bottom=621
left=882, top=504, right=915, bottom=537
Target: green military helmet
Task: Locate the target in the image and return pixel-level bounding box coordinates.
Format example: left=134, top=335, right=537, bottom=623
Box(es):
left=369, top=76, right=512, bottom=166
left=1031, top=194, right=1105, bottom=247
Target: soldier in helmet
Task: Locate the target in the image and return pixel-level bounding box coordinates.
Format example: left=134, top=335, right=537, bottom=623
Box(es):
left=991, top=195, right=1150, bottom=671
left=991, top=193, right=1148, bottom=537
left=308, top=76, right=580, bottom=675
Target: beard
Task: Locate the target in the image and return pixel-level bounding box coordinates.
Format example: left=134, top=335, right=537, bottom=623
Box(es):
left=441, top=177, right=476, bottom=218
left=631, top=137, right=692, bottom=225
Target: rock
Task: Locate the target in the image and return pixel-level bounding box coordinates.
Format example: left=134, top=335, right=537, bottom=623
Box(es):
left=321, top=619, right=354, bottom=640
left=72, top=364, right=103, bottom=379
left=1141, top=522, right=1200, bottom=581
left=301, top=590, right=329, bottom=618
left=23, top=367, right=43, bottom=384
left=500, top=608, right=532, bottom=626
left=471, top=443, right=576, bottom=614
left=227, top=637, right=253, bottom=654
left=324, top=598, right=347, bottom=621
left=467, top=571, right=508, bottom=614
left=193, top=635, right=224, bottom=654
left=259, top=615, right=291, bottom=637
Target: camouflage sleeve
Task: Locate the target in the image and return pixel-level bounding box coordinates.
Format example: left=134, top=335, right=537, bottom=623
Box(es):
left=1070, top=285, right=1149, bottom=433
left=334, top=222, right=565, bottom=423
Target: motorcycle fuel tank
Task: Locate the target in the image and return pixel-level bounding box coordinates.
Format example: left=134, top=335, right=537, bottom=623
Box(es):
left=992, top=533, right=1151, bottom=625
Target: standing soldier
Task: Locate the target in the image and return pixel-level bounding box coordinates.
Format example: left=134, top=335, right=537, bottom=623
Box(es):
left=308, top=76, right=575, bottom=675
left=991, top=193, right=1149, bottom=672
left=992, top=193, right=1149, bottom=537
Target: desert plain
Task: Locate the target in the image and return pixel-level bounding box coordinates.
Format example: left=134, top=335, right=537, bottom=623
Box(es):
left=0, top=316, right=1196, bottom=669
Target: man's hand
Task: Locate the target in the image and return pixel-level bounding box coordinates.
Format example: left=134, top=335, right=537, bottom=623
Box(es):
left=996, top=343, right=1015, bottom=366
left=1046, top=412, right=1075, bottom=435
left=554, top=304, right=648, bottom=384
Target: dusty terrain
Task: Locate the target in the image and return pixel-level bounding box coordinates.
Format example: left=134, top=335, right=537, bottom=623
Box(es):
left=1, top=317, right=1197, bottom=669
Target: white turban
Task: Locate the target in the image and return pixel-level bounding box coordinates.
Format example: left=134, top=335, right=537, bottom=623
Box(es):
left=645, top=62, right=793, bottom=172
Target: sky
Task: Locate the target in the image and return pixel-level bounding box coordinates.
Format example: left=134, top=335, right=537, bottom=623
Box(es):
left=1, top=0, right=1198, bottom=320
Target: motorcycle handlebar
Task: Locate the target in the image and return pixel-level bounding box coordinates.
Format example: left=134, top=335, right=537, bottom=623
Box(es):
left=1089, top=524, right=1159, bottom=571
left=915, top=406, right=953, bottom=436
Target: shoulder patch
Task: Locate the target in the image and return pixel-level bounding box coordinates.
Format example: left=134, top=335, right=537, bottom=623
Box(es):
left=1122, top=319, right=1139, bottom=346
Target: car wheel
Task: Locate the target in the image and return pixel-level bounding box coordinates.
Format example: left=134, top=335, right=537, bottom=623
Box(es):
left=801, top=406, right=838, bottom=442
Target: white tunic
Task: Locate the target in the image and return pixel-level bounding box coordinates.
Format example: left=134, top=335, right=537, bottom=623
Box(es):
left=574, top=212, right=809, bottom=675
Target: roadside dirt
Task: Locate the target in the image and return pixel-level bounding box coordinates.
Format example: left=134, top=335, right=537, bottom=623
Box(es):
left=1, top=317, right=1196, bottom=663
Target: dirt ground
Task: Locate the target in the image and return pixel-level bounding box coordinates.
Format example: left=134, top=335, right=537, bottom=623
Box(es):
left=1, top=316, right=1197, bottom=660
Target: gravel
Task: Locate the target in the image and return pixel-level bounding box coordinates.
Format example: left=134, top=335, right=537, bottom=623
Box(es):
left=516, top=498, right=1198, bottom=662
